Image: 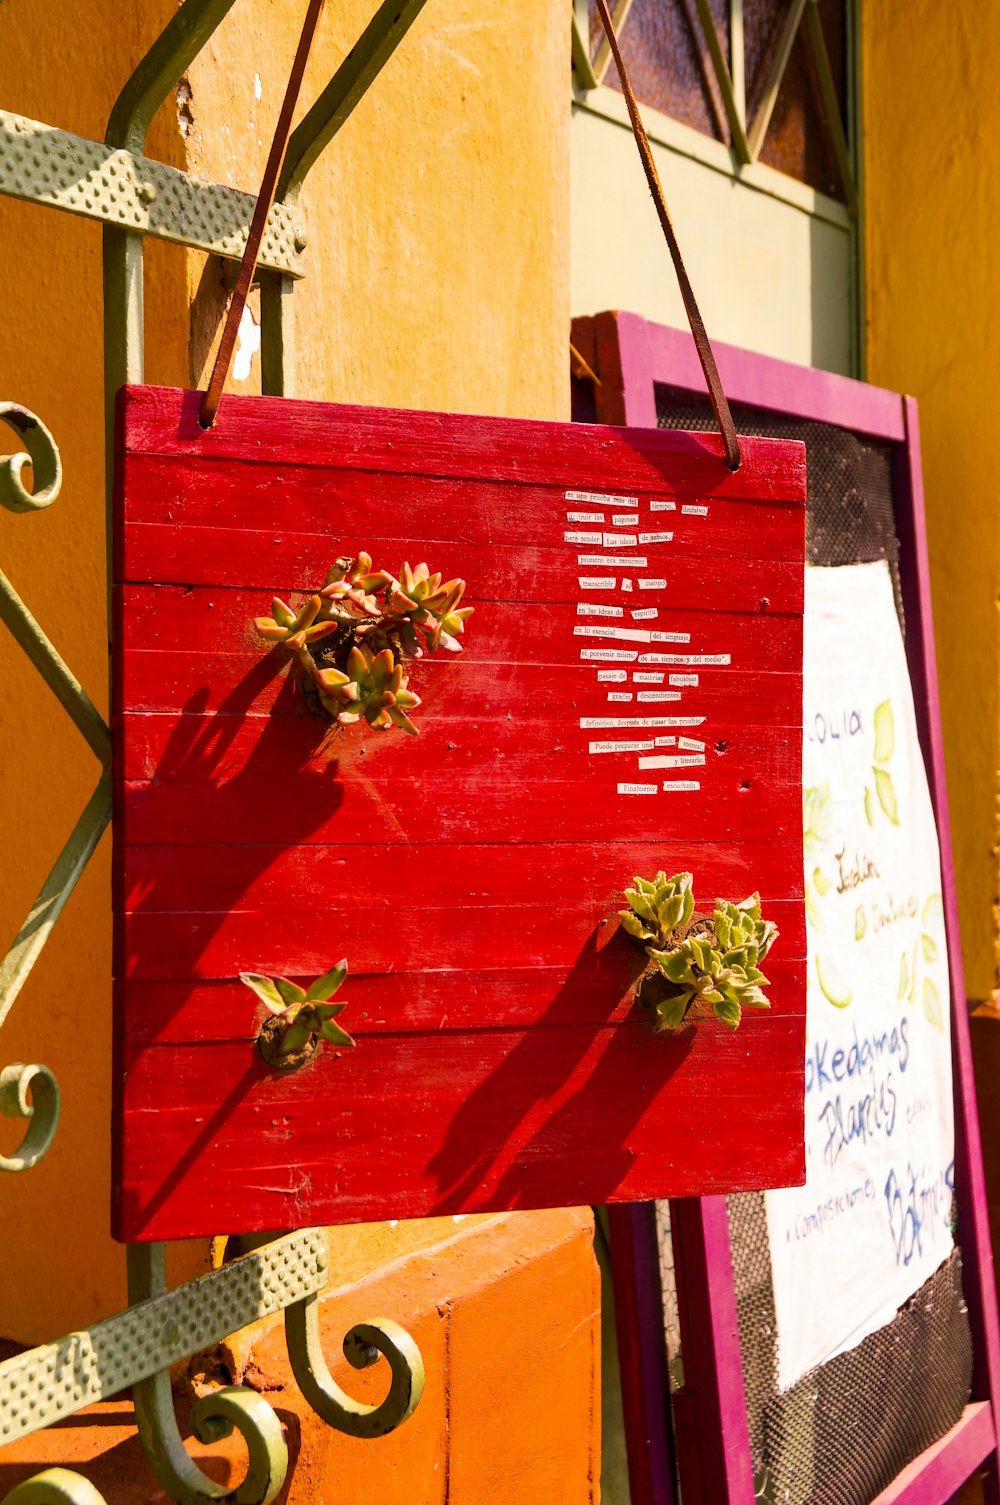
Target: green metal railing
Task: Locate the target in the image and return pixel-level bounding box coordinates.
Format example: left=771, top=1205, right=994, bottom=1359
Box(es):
left=0, top=2, right=429, bottom=1499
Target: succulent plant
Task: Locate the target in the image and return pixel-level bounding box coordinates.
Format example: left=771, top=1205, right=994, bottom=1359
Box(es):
left=381, top=562, right=474, bottom=655
left=313, top=643, right=422, bottom=733
left=621, top=874, right=778, bottom=1033
left=252, top=552, right=472, bottom=734
left=647, top=893, right=777, bottom=1032
left=620, top=870, right=695, bottom=950
left=254, top=594, right=340, bottom=658
left=241, top=961, right=355, bottom=1058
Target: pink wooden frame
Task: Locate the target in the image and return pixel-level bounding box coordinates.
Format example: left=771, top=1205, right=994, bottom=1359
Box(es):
left=572, top=310, right=1000, bottom=1505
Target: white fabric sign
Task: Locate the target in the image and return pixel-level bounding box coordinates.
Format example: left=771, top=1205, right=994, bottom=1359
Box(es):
left=765, top=561, right=955, bottom=1392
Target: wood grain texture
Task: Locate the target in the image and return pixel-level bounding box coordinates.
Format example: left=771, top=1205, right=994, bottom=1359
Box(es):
left=112, top=384, right=807, bottom=1240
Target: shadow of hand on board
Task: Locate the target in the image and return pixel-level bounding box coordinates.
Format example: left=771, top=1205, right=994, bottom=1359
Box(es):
left=425, top=921, right=695, bottom=1215
left=118, top=644, right=346, bottom=1234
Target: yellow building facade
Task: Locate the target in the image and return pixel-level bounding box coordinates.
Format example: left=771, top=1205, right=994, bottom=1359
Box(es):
left=3, top=1, right=1000, bottom=1499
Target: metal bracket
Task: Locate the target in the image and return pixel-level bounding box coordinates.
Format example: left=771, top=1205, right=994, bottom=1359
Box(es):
left=0, top=1231, right=327, bottom=1447
left=0, top=111, right=307, bottom=278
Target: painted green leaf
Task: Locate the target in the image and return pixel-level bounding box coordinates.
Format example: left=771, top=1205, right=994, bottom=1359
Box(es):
left=897, top=952, right=909, bottom=1001
left=803, top=781, right=833, bottom=854
left=921, top=933, right=938, bottom=962
left=816, top=953, right=852, bottom=1008
left=923, top=978, right=944, bottom=1031
left=873, top=698, right=895, bottom=765
left=864, top=787, right=876, bottom=828
left=922, top=894, right=944, bottom=934
left=855, top=905, right=867, bottom=941
left=813, top=867, right=831, bottom=896
left=873, top=766, right=899, bottom=825
left=804, top=879, right=823, bottom=930
left=908, top=940, right=919, bottom=1003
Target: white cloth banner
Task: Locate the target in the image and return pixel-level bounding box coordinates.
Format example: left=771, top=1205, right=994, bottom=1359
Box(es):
left=765, top=561, right=955, bottom=1393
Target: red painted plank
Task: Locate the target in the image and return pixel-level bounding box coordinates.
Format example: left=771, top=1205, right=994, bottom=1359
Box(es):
left=118, top=710, right=799, bottom=783
left=118, top=652, right=803, bottom=722
left=119, top=526, right=803, bottom=613
left=119, top=838, right=807, bottom=912
left=117, top=584, right=801, bottom=658
left=118, top=955, right=807, bottom=1042
left=116, top=385, right=808, bottom=501
left=119, top=904, right=805, bottom=984
left=113, top=385, right=806, bottom=1238
left=115, top=772, right=800, bottom=848
left=113, top=1013, right=804, bottom=1241
left=121, top=453, right=804, bottom=560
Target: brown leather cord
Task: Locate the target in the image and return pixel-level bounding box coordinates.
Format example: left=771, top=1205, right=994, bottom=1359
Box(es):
left=199, top=0, right=326, bottom=428
left=592, top=0, right=742, bottom=470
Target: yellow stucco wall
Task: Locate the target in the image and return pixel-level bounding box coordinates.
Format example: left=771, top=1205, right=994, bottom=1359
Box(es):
left=0, top=0, right=569, bottom=1341
left=863, top=3, right=1000, bottom=1001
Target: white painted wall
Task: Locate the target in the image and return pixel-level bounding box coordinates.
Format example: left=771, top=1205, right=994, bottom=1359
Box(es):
left=571, top=90, right=856, bottom=376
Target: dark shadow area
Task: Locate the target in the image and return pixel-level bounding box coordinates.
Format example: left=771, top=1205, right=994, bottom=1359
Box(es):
left=426, top=924, right=695, bottom=1213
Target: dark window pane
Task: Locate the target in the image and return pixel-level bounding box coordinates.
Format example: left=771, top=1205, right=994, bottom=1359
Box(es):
left=589, top=0, right=731, bottom=144
left=584, top=0, right=850, bottom=203
left=745, top=0, right=848, bottom=199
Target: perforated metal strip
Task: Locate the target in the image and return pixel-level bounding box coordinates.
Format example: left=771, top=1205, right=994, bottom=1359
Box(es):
left=0, top=111, right=307, bottom=278
left=0, top=1230, right=328, bottom=1445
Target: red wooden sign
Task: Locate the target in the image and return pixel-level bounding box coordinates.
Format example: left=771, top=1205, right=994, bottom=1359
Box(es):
left=112, top=385, right=807, bottom=1241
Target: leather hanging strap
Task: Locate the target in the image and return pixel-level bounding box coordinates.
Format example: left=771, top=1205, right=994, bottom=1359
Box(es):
left=593, top=0, right=742, bottom=470
left=199, top=0, right=326, bottom=428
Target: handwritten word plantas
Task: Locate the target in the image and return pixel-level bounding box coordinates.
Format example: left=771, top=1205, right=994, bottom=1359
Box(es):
left=621, top=875, right=778, bottom=1032
left=254, top=553, right=473, bottom=734
left=241, top=961, right=355, bottom=1065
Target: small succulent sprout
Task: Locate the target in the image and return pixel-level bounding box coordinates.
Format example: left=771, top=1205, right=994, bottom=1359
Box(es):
left=620, top=870, right=695, bottom=949
left=314, top=644, right=422, bottom=733
left=241, top=960, right=355, bottom=1058
left=255, top=594, right=340, bottom=651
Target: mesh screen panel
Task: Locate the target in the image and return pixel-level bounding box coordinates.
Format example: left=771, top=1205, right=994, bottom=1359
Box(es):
left=656, top=385, right=973, bottom=1504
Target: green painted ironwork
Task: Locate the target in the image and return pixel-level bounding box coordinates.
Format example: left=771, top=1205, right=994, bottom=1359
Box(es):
left=0, top=1064, right=60, bottom=1174
left=0, top=1232, right=327, bottom=1447
left=0, top=112, right=306, bottom=278
left=0, top=404, right=62, bottom=512
left=285, top=1301, right=425, bottom=1440
left=1, top=1, right=427, bottom=1499
left=3, top=1470, right=110, bottom=1505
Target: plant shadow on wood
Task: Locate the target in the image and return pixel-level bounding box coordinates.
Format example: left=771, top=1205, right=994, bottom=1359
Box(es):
left=425, top=921, right=696, bottom=1214
left=119, top=645, right=346, bottom=1229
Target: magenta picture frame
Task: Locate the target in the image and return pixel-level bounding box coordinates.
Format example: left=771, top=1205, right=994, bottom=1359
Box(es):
left=572, top=309, right=1000, bottom=1505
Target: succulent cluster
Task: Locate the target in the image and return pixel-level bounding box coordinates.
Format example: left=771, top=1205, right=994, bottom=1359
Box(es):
left=621, top=872, right=778, bottom=1032
left=241, top=961, right=355, bottom=1061
left=254, top=553, right=473, bottom=734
